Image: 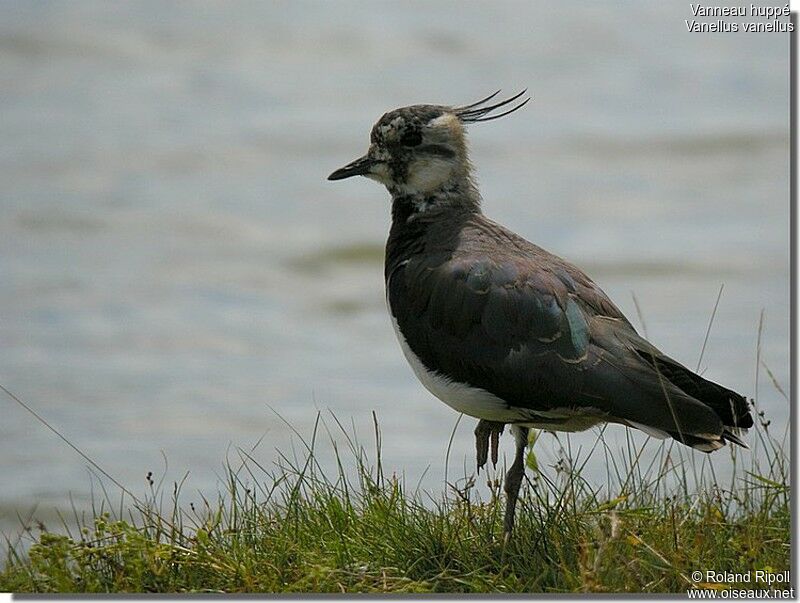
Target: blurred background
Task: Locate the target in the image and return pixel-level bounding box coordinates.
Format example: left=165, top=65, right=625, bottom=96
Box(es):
left=0, top=2, right=789, bottom=545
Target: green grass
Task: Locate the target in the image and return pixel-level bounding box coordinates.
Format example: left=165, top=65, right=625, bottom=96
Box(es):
left=0, top=401, right=790, bottom=594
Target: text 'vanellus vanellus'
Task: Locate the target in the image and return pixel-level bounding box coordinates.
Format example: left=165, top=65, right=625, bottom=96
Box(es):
left=328, top=91, right=754, bottom=539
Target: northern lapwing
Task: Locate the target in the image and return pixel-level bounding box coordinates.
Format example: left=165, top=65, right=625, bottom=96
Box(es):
left=328, top=91, right=753, bottom=538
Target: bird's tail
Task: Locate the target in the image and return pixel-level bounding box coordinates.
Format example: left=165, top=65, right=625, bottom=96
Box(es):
left=634, top=348, right=753, bottom=451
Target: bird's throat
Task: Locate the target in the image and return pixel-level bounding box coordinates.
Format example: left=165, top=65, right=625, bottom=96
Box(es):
left=389, top=176, right=481, bottom=224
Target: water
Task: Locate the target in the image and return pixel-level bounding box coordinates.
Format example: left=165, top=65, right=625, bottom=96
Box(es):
left=0, top=2, right=789, bottom=545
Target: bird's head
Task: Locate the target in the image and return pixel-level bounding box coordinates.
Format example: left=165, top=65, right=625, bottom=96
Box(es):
left=328, top=91, right=529, bottom=199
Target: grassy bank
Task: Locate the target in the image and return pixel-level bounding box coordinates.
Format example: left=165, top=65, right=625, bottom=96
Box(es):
left=0, top=405, right=790, bottom=594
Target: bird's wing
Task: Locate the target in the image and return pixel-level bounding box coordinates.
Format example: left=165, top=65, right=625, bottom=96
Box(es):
left=387, top=250, right=743, bottom=447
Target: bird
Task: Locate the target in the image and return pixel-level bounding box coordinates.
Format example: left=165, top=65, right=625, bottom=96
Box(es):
left=327, top=91, right=753, bottom=539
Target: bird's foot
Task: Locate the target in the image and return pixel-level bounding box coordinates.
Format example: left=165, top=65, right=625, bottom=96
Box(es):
left=475, top=420, right=505, bottom=473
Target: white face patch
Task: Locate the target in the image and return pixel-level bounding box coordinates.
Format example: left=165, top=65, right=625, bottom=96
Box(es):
left=404, top=155, right=456, bottom=194
left=365, top=162, right=390, bottom=185
left=428, top=113, right=461, bottom=132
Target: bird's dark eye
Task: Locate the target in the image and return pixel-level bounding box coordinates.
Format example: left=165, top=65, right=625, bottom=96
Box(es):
left=400, top=130, right=422, bottom=147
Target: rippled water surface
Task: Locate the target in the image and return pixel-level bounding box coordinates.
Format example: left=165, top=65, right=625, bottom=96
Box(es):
left=0, top=2, right=789, bottom=543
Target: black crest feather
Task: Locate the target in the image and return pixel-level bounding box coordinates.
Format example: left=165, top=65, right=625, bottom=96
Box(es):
left=454, top=89, right=531, bottom=123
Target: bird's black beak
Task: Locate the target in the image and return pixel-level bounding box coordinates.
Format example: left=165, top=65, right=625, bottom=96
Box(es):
left=327, top=155, right=375, bottom=181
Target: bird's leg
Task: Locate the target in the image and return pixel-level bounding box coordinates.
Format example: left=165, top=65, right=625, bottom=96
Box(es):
left=503, top=425, right=529, bottom=542
left=490, top=424, right=502, bottom=468
left=474, top=420, right=504, bottom=472
left=474, top=420, right=491, bottom=472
